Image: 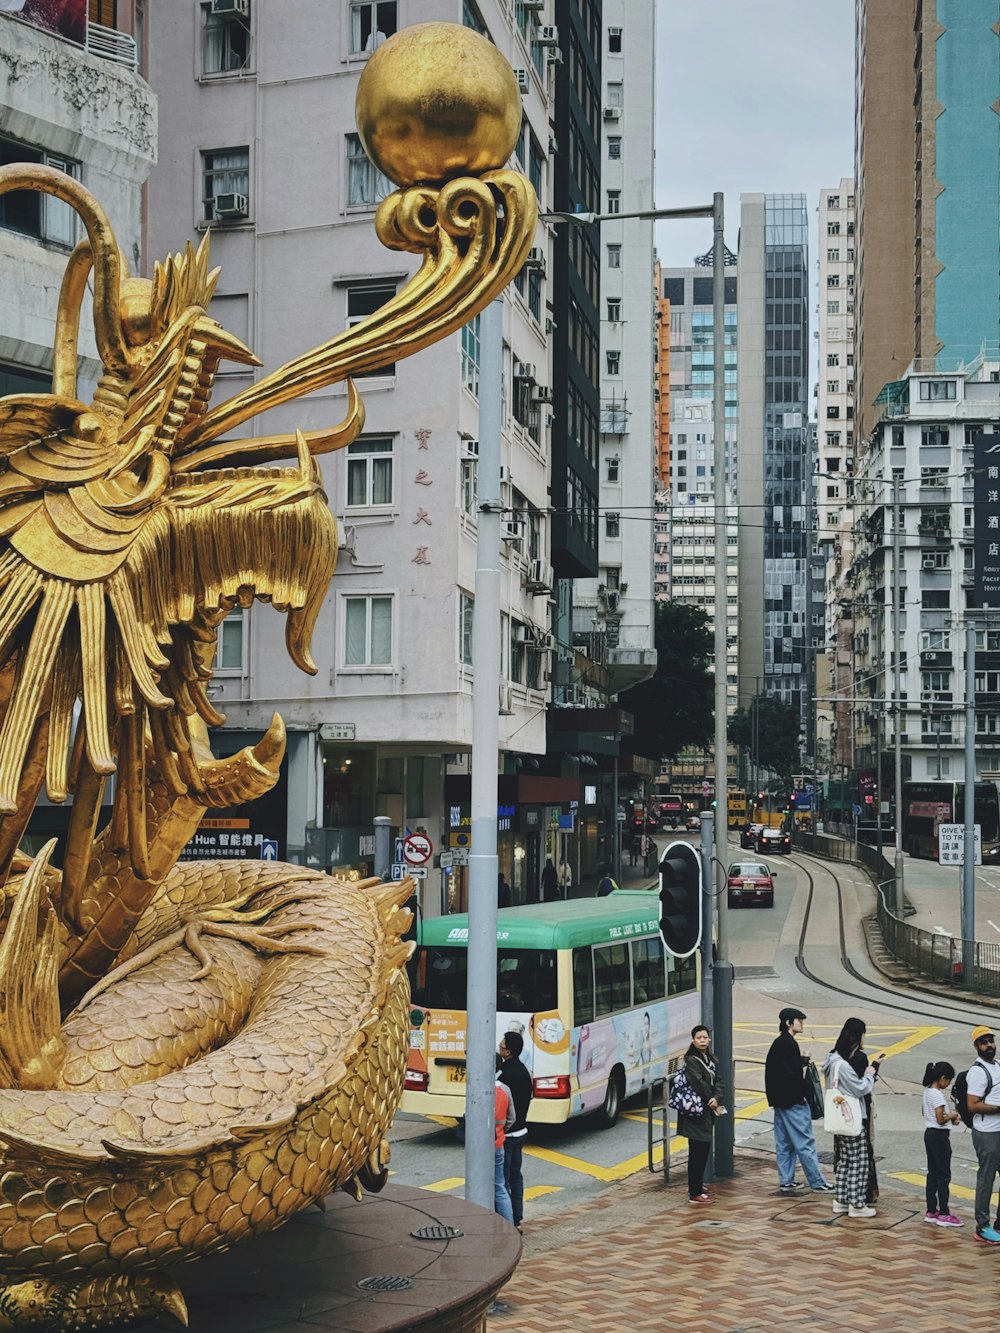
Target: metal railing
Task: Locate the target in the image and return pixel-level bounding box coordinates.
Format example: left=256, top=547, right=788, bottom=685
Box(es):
left=647, top=1058, right=768, bottom=1179
left=797, top=827, right=1000, bottom=997
left=86, top=21, right=138, bottom=71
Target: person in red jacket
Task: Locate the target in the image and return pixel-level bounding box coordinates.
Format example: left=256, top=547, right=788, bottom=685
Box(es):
left=494, top=1081, right=515, bottom=1224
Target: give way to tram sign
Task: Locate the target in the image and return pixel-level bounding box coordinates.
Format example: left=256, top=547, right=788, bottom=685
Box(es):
left=403, top=832, right=434, bottom=865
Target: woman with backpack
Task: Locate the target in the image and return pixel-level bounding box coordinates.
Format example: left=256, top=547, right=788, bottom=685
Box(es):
left=822, top=1017, right=883, bottom=1218
left=921, top=1060, right=963, bottom=1227
left=676, top=1024, right=726, bottom=1204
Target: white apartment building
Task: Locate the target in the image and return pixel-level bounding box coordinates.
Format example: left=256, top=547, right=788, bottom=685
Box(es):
left=816, top=182, right=857, bottom=773
left=144, top=1, right=557, bottom=908
left=0, top=5, right=155, bottom=849
left=572, top=0, right=656, bottom=696
left=853, top=355, right=1000, bottom=785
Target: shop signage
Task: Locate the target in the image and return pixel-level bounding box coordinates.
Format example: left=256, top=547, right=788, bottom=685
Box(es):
left=320, top=722, right=356, bottom=741
left=974, top=429, right=1000, bottom=605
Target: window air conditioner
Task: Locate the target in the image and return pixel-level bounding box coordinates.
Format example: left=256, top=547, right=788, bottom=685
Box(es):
left=515, top=69, right=531, bottom=94
left=531, top=384, right=553, bottom=404
left=521, top=0, right=544, bottom=9
left=527, top=559, right=553, bottom=593
left=499, top=682, right=514, bottom=715
left=499, top=465, right=512, bottom=484
left=922, top=557, right=937, bottom=570
left=537, top=25, right=559, bottom=46
left=514, top=360, right=536, bottom=381
left=514, top=623, right=533, bottom=643
left=211, top=0, right=249, bottom=14
left=524, top=247, right=546, bottom=271
left=502, top=519, right=525, bottom=544
left=214, top=192, right=249, bottom=221
left=604, top=106, right=621, bottom=120
left=535, top=631, right=555, bottom=651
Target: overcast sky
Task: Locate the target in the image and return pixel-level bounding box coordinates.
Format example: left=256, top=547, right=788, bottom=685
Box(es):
left=653, top=2, right=856, bottom=266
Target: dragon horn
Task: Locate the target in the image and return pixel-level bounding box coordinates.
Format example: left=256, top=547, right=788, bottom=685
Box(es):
left=0, top=165, right=128, bottom=378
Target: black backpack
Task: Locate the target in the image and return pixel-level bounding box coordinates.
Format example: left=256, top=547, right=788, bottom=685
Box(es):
left=953, top=1060, right=995, bottom=1128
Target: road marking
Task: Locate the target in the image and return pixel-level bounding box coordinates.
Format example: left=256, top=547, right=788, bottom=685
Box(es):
left=888, top=1170, right=989, bottom=1205
left=424, top=1176, right=465, bottom=1193
left=524, top=1185, right=562, bottom=1201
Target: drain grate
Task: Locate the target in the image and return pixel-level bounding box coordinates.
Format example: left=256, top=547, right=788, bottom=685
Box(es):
left=411, top=1224, right=464, bottom=1241
left=357, top=1275, right=415, bottom=1293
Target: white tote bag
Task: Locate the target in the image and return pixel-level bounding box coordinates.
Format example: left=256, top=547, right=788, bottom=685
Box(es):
left=822, top=1056, right=863, bottom=1137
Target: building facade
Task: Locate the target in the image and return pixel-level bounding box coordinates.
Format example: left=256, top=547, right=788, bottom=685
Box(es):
left=854, top=356, right=1000, bottom=790
left=145, top=0, right=561, bottom=910
left=855, top=0, right=1000, bottom=443
left=737, top=193, right=813, bottom=735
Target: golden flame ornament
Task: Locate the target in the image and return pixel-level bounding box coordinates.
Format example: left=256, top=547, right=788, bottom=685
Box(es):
left=0, top=21, right=536, bottom=1328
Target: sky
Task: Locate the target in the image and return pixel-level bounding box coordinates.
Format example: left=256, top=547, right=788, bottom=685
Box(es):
left=653, top=2, right=856, bottom=266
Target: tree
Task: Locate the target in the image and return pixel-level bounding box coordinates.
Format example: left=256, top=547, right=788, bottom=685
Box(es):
left=729, top=695, right=801, bottom=784
left=625, top=602, right=714, bottom=762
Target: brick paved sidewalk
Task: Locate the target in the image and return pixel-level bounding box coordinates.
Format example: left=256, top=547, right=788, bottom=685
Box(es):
left=494, top=1154, right=992, bottom=1332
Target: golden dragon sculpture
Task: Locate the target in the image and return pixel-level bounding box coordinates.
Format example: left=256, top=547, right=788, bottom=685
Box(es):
left=0, top=23, right=536, bottom=1329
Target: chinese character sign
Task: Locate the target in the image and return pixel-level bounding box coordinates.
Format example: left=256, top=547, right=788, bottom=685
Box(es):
left=974, top=430, right=1000, bottom=605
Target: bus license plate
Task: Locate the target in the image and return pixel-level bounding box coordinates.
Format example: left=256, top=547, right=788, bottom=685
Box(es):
left=446, top=1065, right=467, bottom=1083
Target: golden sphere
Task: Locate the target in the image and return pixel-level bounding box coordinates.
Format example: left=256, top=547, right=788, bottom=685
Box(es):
left=355, top=22, right=521, bottom=188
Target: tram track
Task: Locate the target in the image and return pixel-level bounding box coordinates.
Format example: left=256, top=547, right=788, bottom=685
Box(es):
left=790, top=847, right=1000, bottom=1029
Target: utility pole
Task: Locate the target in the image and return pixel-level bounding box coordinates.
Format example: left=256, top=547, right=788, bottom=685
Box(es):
left=962, top=617, right=976, bottom=982
left=891, top=475, right=905, bottom=913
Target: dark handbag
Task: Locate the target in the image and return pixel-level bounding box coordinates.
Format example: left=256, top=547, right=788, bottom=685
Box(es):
left=803, top=1060, right=824, bottom=1120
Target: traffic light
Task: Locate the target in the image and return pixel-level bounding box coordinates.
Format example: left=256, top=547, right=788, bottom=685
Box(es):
left=658, top=840, right=702, bottom=958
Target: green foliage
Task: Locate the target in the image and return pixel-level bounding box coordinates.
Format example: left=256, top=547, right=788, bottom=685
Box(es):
left=625, top=602, right=714, bottom=762
left=729, top=695, right=801, bottom=782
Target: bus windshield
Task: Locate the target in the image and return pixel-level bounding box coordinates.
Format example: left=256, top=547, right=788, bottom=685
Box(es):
left=415, top=945, right=558, bottom=1013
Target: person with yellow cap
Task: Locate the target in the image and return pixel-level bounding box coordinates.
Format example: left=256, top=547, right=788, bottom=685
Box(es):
left=966, top=1025, right=1000, bottom=1243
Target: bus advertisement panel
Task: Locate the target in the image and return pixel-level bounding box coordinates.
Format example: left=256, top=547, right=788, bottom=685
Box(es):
left=403, top=893, right=700, bottom=1125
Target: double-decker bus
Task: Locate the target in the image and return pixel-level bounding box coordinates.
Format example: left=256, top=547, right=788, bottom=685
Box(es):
left=727, top=788, right=748, bottom=829
left=402, top=893, right=700, bottom=1128
left=900, top=780, right=1000, bottom=861
left=657, top=793, right=685, bottom=828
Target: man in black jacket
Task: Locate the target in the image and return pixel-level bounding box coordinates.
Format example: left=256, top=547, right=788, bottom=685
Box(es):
left=498, top=1031, right=533, bottom=1231
left=764, top=1007, right=833, bottom=1194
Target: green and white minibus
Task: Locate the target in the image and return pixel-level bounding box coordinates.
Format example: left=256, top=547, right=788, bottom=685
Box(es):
left=401, top=891, right=700, bottom=1126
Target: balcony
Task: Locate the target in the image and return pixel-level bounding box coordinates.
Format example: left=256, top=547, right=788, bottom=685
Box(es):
left=86, top=20, right=138, bottom=70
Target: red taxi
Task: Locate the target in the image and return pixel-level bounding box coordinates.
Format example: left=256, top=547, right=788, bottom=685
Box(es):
left=726, top=860, right=775, bottom=908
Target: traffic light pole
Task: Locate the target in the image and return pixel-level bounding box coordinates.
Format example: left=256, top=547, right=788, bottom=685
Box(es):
left=699, top=814, right=714, bottom=1050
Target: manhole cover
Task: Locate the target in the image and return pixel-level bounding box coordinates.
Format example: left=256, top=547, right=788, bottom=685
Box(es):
left=357, top=1275, right=414, bottom=1293
left=411, top=1225, right=464, bottom=1241
left=694, top=1219, right=730, bottom=1228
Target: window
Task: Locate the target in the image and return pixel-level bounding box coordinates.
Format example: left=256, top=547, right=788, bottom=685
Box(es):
left=606, top=81, right=623, bottom=108
left=607, top=298, right=621, bottom=322
left=350, top=1, right=397, bottom=53
left=606, top=190, right=621, bottom=214
left=462, top=0, right=486, bottom=33
left=460, top=457, right=477, bottom=515
left=605, top=512, right=620, bottom=539
left=631, top=936, right=665, bottom=1003
left=202, top=1, right=250, bottom=74
left=606, top=350, right=620, bottom=375
left=607, top=25, right=622, bottom=53
left=607, top=136, right=622, bottom=160
left=572, top=948, right=594, bottom=1025
left=827, top=194, right=840, bottom=209
left=825, top=431, right=841, bottom=446
left=215, top=607, right=244, bottom=672
left=201, top=147, right=249, bottom=223
left=344, top=595, right=392, bottom=666
left=827, top=221, right=840, bottom=235
left=827, top=300, right=840, bottom=314
left=346, top=283, right=397, bottom=376
left=826, top=405, right=840, bottom=419
left=826, top=379, right=839, bottom=393
left=607, top=243, right=621, bottom=268
left=919, top=379, right=957, bottom=401
left=606, top=455, right=620, bottom=482
left=459, top=592, right=474, bottom=666
left=827, top=353, right=840, bottom=367
left=461, top=313, right=480, bottom=397
left=346, top=436, right=393, bottom=506
left=346, top=133, right=392, bottom=208
left=827, top=274, right=840, bottom=287
left=594, top=942, right=630, bottom=1015
left=0, top=138, right=78, bottom=245
left=921, top=590, right=950, bottom=610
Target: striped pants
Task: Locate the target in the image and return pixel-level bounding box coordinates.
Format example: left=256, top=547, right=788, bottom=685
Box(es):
left=834, top=1133, right=868, bottom=1207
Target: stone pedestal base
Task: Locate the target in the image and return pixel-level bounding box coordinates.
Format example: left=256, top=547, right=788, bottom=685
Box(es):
left=132, top=1183, right=520, bottom=1332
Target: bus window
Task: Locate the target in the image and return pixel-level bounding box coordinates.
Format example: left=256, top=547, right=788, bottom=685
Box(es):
left=668, top=952, right=698, bottom=996
left=573, top=947, right=594, bottom=1025
left=498, top=948, right=557, bottom=1013
left=632, top=935, right=666, bottom=1003
left=594, top=942, right=630, bottom=1015
left=422, top=946, right=468, bottom=1009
